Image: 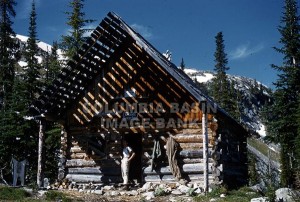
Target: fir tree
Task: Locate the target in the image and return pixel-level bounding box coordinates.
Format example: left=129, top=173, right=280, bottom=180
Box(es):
left=47, top=41, right=62, bottom=84
left=24, top=0, right=41, bottom=99
left=0, top=0, right=18, bottom=109
left=60, top=0, right=94, bottom=59
left=266, top=0, right=300, bottom=187
left=211, top=32, right=237, bottom=117
left=180, top=58, right=185, bottom=70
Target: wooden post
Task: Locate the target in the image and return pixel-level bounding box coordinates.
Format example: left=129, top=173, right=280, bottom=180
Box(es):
left=37, top=120, right=45, bottom=188
left=202, top=107, right=209, bottom=193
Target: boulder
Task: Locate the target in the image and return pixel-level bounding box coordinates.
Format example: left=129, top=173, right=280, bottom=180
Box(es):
left=275, top=188, right=300, bottom=202
left=142, top=191, right=155, bottom=200
left=178, top=185, right=190, bottom=194
left=171, top=189, right=182, bottom=195
left=250, top=197, right=269, bottom=202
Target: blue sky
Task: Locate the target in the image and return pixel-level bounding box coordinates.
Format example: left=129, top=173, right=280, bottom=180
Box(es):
left=13, top=0, right=289, bottom=88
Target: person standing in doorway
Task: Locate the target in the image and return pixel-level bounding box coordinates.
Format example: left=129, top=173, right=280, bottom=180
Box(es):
left=121, top=140, right=135, bottom=188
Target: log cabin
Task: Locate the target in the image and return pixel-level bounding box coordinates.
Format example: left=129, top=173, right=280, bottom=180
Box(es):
left=31, top=12, right=248, bottom=189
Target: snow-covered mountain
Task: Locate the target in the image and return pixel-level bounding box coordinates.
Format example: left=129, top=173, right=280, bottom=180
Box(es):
left=15, top=34, right=64, bottom=68
left=184, top=68, right=272, bottom=138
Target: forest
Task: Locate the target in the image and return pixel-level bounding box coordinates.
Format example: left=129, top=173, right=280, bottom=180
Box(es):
left=0, top=0, right=300, bottom=201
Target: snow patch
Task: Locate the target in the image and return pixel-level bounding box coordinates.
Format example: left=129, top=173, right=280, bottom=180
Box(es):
left=16, top=34, right=29, bottom=42
left=256, top=123, right=266, bottom=137
left=37, top=41, right=52, bottom=52
left=18, top=61, right=27, bottom=67
left=195, top=73, right=214, bottom=83
left=184, top=68, right=198, bottom=74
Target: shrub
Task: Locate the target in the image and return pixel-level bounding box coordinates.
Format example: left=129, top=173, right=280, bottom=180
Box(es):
left=154, top=187, right=168, bottom=196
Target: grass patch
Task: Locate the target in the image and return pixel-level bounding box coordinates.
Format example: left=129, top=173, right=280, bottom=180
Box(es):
left=45, top=190, right=73, bottom=202
left=194, top=186, right=262, bottom=202
left=0, top=186, right=31, bottom=200
left=248, top=137, right=280, bottom=162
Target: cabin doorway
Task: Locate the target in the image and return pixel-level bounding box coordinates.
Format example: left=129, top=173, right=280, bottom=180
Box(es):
left=123, top=133, right=142, bottom=184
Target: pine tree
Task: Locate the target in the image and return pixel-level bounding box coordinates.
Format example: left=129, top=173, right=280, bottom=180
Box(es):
left=24, top=0, right=41, bottom=99
left=180, top=58, right=185, bottom=70
left=0, top=0, right=18, bottom=110
left=266, top=0, right=300, bottom=187
left=47, top=41, right=62, bottom=84
left=211, top=32, right=237, bottom=117
left=60, top=0, right=94, bottom=59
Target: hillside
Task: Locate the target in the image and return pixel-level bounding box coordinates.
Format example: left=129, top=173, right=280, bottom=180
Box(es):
left=184, top=68, right=273, bottom=138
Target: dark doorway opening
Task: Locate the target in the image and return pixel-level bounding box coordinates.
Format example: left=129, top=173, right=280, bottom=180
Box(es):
left=124, top=133, right=142, bottom=183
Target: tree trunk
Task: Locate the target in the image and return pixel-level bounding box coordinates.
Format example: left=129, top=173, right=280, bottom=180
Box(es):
left=37, top=120, right=45, bottom=188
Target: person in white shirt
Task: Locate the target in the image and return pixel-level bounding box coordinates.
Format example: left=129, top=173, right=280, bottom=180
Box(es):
left=121, top=140, right=135, bottom=186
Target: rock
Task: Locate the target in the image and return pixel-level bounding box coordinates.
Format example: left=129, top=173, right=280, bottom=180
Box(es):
left=178, top=185, right=190, bottom=194
left=250, top=197, right=269, bottom=202
left=110, top=191, right=119, bottom=196
left=275, top=188, right=300, bottom=202
left=250, top=184, right=263, bottom=193
left=171, top=189, right=182, bottom=195
left=38, top=190, right=47, bottom=197
left=210, top=199, right=217, bottom=202
left=141, top=182, right=153, bottom=191
left=142, top=191, right=155, bottom=200
left=220, top=193, right=226, bottom=198
left=169, top=196, right=177, bottom=202
left=119, top=191, right=126, bottom=196
left=103, top=185, right=114, bottom=190
left=126, top=190, right=138, bottom=196
left=194, top=188, right=202, bottom=194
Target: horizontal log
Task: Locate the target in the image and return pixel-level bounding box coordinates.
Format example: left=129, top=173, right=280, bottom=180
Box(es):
left=66, top=174, right=122, bottom=183
left=173, top=135, right=213, bottom=143
left=66, top=174, right=102, bottom=183
left=66, top=159, right=96, bottom=167
left=179, top=149, right=212, bottom=158
left=143, top=163, right=213, bottom=175
left=177, top=158, right=214, bottom=164
left=179, top=143, right=214, bottom=149
left=68, top=167, right=121, bottom=175
left=70, top=146, right=84, bottom=153
left=143, top=174, right=215, bottom=183
left=70, top=153, right=88, bottom=159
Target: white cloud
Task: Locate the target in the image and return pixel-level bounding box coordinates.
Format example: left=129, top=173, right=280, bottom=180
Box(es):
left=229, top=43, right=264, bottom=60
left=131, top=24, right=153, bottom=39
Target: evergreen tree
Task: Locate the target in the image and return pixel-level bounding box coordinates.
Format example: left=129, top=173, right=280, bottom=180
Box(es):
left=180, top=58, right=185, bottom=70
left=60, top=0, right=94, bottom=59
left=266, top=0, right=300, bottom=187
left=47, top=41, right=62, bottom=84
left=211, top=32, right=237, bottom=117
left=24, top=0, right=41, bottom=99
left=0, top=0, right=18, bottom=109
